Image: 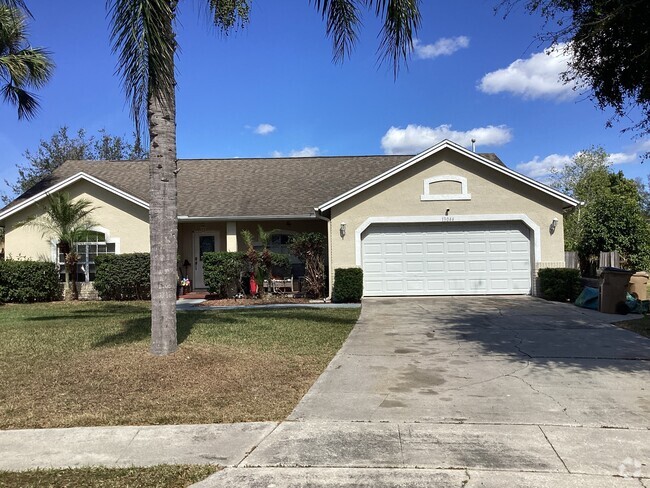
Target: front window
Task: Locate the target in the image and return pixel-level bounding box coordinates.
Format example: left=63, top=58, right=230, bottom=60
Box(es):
left=58, top=231, right=116, bottom=282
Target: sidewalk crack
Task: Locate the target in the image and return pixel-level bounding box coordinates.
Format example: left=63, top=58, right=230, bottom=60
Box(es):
left=236, top=422, right=281, bottom=468
left=396, top=424, right=405, bottom=466
left=538, top=425, right=571, bottom=474
left=114, top=427, right=141, bottom=465
left=461, top=468, right=471, bottom=487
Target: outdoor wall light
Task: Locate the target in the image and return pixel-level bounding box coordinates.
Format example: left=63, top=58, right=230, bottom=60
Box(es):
left=340, top=222, right=347, bottom=238
left=550, top=217, right=559, bottom=233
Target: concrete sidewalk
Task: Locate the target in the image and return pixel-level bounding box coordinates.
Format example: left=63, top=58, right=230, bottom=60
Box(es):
left=0, top=423, right=277, bottom=471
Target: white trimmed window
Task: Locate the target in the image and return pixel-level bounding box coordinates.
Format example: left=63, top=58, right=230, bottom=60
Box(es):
left=57, top=231, right=116, bottom=282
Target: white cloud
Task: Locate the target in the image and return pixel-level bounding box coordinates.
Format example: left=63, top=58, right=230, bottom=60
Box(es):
left=380, top=124, right=512, bottom=155
left=516, top=154, right=574, bottom=179
left=478, top=43, right=579, bottom=101
left=517, top=150, right=641, bottom=179
left=271, top=146, right=320, bottom=158
left=608, top=152, right=638, bottom=165
left=413, top=36, right=470, bottom=59
left=253, top=123, right=276, bottom=135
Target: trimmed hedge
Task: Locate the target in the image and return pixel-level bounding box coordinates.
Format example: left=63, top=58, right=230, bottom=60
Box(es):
left=94, top=253, right=150, bottom=300
left=203, top=252, right=246, bottom=297
left=538, top=267, right=582, bottom=302
left=332, top=267, right=363, bottom=303
left=0, top=260, right=60, bottom=303
left=203, top=251, right=293, bottom=298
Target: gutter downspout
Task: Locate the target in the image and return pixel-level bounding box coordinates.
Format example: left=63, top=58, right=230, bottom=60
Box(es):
left=315, top=209, right=333, bottom=299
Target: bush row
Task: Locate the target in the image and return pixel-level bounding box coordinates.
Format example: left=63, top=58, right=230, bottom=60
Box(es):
left=203, top=251, right=291, bottom=298
left=94, top=253, right=151, bottom=300
left=0, top=260, right=60, bottom=303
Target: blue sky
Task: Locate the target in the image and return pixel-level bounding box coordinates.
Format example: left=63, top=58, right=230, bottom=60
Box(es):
left=1, top=0, right=648, bottom=198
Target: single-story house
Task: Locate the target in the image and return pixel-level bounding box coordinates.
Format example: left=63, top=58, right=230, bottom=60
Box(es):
left=0, top=139, right=579, bottom=297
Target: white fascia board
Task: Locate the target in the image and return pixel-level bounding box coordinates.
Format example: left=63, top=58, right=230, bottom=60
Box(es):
left=316, top=140, right=579, bottom=211
left=177, top=215, right=316, bottom=222
left=0, top=172, right=149, bottom=222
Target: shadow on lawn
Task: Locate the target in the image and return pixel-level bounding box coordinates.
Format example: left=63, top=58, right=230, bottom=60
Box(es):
left=92, top=307, right=357, bottom=348
left=92, top=310, right=239, bottom=348
left=27, top=303, right=150, bottom=322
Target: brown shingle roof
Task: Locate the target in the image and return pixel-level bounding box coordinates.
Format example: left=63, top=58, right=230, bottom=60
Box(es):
left=0, top=152, right=507, bottom=218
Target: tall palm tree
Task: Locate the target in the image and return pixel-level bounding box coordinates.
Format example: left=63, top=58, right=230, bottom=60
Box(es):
left=107, top=0, right=421, bottom=356
left=0, top=3, right=54, bottom=119
left=19, top=192, right=97, bottom=301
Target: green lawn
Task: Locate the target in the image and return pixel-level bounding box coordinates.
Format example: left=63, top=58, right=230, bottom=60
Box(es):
left=0, top=302, right=358, bottom=429
left=0, top=465, right=218, bottom=488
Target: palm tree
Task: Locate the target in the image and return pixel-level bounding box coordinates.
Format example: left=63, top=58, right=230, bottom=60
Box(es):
left=0, top=3, right=54, bottom=119
left=19, top=192, right=97, bottom=301
left=107, top=0, right=421, bottom=356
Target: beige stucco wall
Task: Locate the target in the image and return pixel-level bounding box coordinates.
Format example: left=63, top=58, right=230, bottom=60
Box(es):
left=3, top=180, right=150, bottom=261
left=328, top=148, right=569, bottom=294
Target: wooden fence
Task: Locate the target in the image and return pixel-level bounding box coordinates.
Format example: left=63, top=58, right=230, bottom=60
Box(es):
left=564, top=251, right=621, bottom=270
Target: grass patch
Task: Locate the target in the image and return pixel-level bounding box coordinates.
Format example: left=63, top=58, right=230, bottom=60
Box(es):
left=0, top=464, right=218, bottom=487
left=618, top=315, right=650, bottom=339
left=0, top=302, right=358, bottom=429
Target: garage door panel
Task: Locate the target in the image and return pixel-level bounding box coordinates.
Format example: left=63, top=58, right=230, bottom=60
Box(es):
left=362, top=222, right=531, bottom=296
left=385, top=243, right=403, bottom=254
left=385, top=261, right=404, bottom=273
left=364, top=262, right=383, bottom=274
left=447, top=242, right=466, bottom=253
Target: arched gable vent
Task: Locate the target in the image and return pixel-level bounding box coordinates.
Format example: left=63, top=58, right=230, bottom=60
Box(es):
left=421, top=175, right=471, bottom=201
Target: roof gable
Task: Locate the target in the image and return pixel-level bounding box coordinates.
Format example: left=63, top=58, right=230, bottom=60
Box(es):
left=316, top=140, right=579, bottom=211
left=0, top=172, right=149, bottom=222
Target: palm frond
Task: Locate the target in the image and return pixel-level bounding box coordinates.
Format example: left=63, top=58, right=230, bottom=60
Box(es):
left=18, top=192, right=98, bottom=246
left=107, top=0, right=176, bottom=140
left=0, top=0, right=31, bottom=17
left=312, top=0, right=361, bottom=63
left=1, top=83, right=39, bottom=119
left=0, top=5, right=53, bottom=119
left=311, top=0, right=420, bottom=77
left=207, top=0, right=251, bottom=33
left=372, top=0, right=421, bottom=77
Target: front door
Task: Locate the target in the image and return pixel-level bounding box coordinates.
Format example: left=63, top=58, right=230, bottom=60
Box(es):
left=193, top=232, right=218, bottom=289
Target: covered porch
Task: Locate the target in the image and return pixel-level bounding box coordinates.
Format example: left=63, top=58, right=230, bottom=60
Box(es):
left=177, top=218, right=328, bottom=293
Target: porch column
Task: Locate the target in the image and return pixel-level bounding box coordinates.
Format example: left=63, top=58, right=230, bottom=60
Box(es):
left=226, top=222, right=237, bottom=252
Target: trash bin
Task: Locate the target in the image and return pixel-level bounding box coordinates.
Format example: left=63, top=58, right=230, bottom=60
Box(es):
left=628, top=271, right=649, bottom=301
left=598, top=267, right=634, bottom=314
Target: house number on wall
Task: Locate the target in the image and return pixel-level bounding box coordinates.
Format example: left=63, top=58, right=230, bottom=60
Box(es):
left=441, top=216, right=455, bottom=222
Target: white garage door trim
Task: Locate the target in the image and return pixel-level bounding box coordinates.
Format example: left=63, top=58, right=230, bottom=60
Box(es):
left=355, top=214, right=541, bottom=267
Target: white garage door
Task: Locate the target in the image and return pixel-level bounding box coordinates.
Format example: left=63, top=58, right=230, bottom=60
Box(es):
left=362, top=222, right=531, bottom=296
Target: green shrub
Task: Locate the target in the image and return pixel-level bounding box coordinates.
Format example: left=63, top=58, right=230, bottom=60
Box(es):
left=332, top=267, right=363, bottom=303
left=203, top=252, right=246, bottom=297
left=538, top=268, right=582, bottom=302
left=289, top=232, right=326, bottom=298
left=203, top=251, right=292, bottom=298
left=94, top=253, right=150, bottom=300
left=0, top=260, right=60, bottom=303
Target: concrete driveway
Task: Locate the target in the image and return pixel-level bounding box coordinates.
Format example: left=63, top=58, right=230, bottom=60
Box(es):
left=199, top=297, right=650, bottom=487
left=291, top=296, right=650, bottom=427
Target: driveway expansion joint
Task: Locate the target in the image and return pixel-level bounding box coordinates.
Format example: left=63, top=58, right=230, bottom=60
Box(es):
left=538, top=425, right=571, bottom=474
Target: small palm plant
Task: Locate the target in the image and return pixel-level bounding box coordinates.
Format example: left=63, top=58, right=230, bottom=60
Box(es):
left=0, top=4, right=54, bottom=119
left=19, top=192, right=97, bottom=301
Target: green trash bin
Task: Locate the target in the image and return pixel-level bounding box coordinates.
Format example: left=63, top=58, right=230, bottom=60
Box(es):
left=599, top=267, right=634, bottom=314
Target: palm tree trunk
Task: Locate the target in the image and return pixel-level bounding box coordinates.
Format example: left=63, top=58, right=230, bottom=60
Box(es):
left=66, top=253, right=79, bottom=300
left=148, top=37, right=178, bottom=356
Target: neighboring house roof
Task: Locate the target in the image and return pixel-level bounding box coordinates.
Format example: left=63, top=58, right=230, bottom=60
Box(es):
left=0, top=140, right=578, bottom=222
